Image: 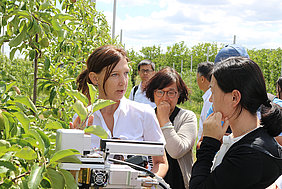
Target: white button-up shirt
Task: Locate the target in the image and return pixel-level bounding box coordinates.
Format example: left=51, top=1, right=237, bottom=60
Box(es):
left=74, top=97, right=164, bottom=149
left=129, top=83, right=156, bottom=108
left=197, top=88, right=213, bottom=143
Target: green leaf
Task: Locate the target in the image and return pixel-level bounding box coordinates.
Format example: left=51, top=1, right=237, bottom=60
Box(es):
left=66, top=89, right=88, bottom=106
left=73, top=100, right=88, bottom=121
left=39, top=2, right=52, bottom=10
left=92, top=99, right=116, bottom=112
left=44, top=57, right=50, bottom=71
left=46, top=168, right=65, bottom=189
left=5, top=81, right=17, bottom=94
left=84, top=125, right=109, bottom=139
left=59, top=169, right=77, bottom=189
left=13, top=111, right=30, bottom=132
left=28, top=164, right=44, bottom=189
left=49, top=149, right=80, bottom=164
left=14, top=95, right=37, bottom=113
left=10, top=48, right=17, bottom=60
left=15, top=146, right=37, bottom=160
left=45, top=119, right=63, bottom=130
left=62, top=78, right=75, bottom=84
left=27, top=129, right=45, bottom=153
left=55, top=13, right=75, bottom=22
left=9, top=24, right=27, bottom=47
left=57, top=155, right=81, bottom=164
left=0, top=160, right=16, bottom=171
left=36, top=130, right=50, bottom=154
left=14, top=10, right=30, bottom=18
left=49, top=87, right=56, bottom=107
left=51, top=17, right=61, bottom=31
left=0, top=81, right=6, bottom=96
left=87, top=83, right=97, bottom=104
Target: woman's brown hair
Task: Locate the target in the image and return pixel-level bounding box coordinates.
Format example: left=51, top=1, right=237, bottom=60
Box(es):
left=77, top=45, right=128, bottom=102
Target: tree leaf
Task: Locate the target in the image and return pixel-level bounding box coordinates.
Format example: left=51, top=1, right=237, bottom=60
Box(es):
left=13, top=111, right=30, bottom=132
left=9, top=24, right=27, bottom=47
left=92, top=99, right=116, bottom=112
left=44, top=57, right=50, bottom=71
left=14, top=95, right=37, bottom=113
left=27, top=129, right=45, bottom=154
left=39, top=2, right=52, bottom=11
left=55, top=13, right=75, bottom=22
left=59, top=169, right=77, bottom=189
left=0, top=81, right=6, bottom=97
left=15, top=146, right=37, bottom=160
left=84, top=125, right=109, bottom=139
left=13, top=10, right=30, bottom=18
left=10, top=47, right=17, bottom=60
left=46, top=168, right=65, bottom=189
left=45, top=119, right=63, bottom=130
left=57, top=155, right=81, bottom=164
left=0, top=160, right=16, bottom=171
left=66, top=89, right=88, bottom=106
left=36, top=130, right=50, bottom=155
left=28, top=163, right=44, bottom=189
left=49, top=149, right=80, bottom=164
left=73, top=100, right=88, bottom=121
left=49, top=87, right=56, bottom=107
left=62, top=78, right=75, bottom=84
left=51, top=17, right=61, bottom=31
left=87, top=83, right=97, bottom=104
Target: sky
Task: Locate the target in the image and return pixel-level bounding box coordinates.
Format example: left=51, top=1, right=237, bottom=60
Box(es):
left=95, top=0, right=282, bottom=52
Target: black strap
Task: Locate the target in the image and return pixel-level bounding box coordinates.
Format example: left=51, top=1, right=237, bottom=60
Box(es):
left=132, top=85, right=138, bottom=101
left=169, top=106, right=180, bottom=123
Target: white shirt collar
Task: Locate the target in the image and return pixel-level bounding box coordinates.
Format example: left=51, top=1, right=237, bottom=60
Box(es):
left=202, top=88, right=212, bottom=102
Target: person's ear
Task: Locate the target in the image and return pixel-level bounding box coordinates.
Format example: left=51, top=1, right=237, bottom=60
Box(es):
left=89, top=72, right=98, bottom=85
left=231, top=89, right=241, bottom=106
left=199, top=76, right=207, bottom=85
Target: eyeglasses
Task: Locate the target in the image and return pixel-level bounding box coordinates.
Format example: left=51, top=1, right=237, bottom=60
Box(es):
left=155, top=90, right=178, bottom=98
left=140, top=69, right=153, bottom=74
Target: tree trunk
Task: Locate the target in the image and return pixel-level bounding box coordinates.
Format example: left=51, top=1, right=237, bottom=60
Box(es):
left=33, top=34, right=39, bottom=105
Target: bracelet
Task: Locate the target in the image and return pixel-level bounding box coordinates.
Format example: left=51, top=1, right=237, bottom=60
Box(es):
left=161, top=122, right=174, bottom=130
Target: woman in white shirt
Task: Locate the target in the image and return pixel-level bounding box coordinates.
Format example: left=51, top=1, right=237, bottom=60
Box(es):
left=70, top=45, right=168, bottom=177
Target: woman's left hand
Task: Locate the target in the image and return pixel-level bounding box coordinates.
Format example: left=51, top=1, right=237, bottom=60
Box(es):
left=203, top=112, right=229, bottom=141
left=156, top=101, right=171, bottom=127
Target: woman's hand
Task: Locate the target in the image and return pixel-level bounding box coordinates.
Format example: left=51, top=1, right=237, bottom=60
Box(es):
left=156, top=101, right=171, bottom=127
left=69, top=115, right=94, bottom=129
left=203, top=112, right=229, bottom=141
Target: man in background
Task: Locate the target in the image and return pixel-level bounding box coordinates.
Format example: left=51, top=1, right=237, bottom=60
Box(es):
left=196, top=61, right=214, bottom=150
left=197, top=44, right=249, bottom=149
left=129, top=59, right=156, bottom=108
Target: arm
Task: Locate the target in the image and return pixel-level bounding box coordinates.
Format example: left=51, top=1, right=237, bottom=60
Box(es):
left=162, top=110, right=197, bottom=159
left=151, top=152, right=169, bottom=178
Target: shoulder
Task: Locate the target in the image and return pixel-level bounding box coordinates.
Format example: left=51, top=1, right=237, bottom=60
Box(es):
left=177, top=108, right=197, bottom=120
left=232, top=128, right=282, bottom=158
left=122, top=98, right=155, bottom=114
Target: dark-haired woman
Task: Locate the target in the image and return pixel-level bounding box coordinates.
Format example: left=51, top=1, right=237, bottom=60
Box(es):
left=189, top=57, right=282, bottom=189
left=145, top=67, right=197, bottom=189
left=70, top=45, right=168, bottom=178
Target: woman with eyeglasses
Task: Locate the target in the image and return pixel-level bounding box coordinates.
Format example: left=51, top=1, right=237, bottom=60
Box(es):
left=145, top=67, right=197, bottom=189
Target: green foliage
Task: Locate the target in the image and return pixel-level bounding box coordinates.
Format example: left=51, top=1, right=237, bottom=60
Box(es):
left=0, top=1, right=281, bottom=187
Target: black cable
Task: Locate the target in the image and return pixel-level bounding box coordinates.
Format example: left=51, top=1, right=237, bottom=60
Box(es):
left=108, top=158, right=155, bottom=177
